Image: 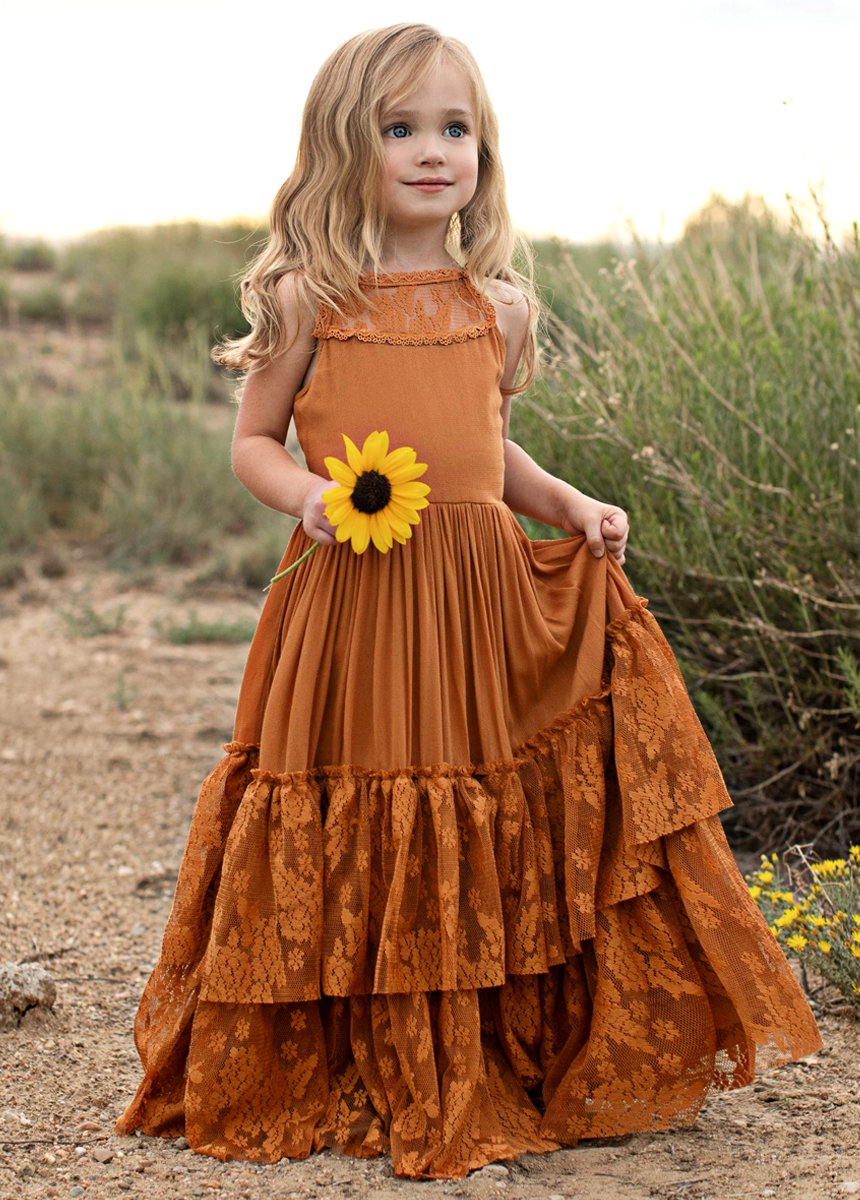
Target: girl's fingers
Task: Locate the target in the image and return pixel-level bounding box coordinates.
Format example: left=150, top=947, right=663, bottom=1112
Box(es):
left=584, top=521, right=606, bottom=558
left=601, top=510, right=629, bottom=555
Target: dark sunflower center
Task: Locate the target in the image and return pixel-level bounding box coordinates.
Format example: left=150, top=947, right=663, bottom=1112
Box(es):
left=352, top=470, right=392, bottom=514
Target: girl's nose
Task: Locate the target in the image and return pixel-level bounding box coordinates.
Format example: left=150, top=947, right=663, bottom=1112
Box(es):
left=416, top=136, right=445, bottom=164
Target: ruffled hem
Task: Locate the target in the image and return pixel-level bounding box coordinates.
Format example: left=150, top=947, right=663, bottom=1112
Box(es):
left=115, top=600, right=821, bottom=1176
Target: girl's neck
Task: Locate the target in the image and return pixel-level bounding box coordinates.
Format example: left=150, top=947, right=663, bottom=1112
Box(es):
left=374, top=225, right=460, bottom=275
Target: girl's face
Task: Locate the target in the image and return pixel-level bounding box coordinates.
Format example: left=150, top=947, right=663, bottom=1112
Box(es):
left=378, top=61, right=480, bottom=234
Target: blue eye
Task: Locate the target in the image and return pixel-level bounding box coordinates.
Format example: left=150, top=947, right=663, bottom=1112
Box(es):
left=385, top=123, right=409, bottom=138
left=445, top=122, right=467, bottom=138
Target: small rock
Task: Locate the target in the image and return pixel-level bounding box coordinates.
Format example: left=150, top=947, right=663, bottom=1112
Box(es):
left=0, top=961, right=57, bottom=1029
left=840, top=1185, right=860, bottom=1196
left=476, top=1163, right=509, bottom=1178
left=93, top=1146, right=114, bottom=1164
left=130, top=924, right=146, bottom=938
left=173, top=1135, right=190, bottom=1150
left=69, top=1189, right=85, bottom=1198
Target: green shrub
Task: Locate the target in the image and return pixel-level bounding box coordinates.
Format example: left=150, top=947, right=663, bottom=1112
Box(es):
left=60, top=220, right=259, bottom=342
left=517, top=196, right=860, bottom=849
left=154, top=610, right=257, bottom=644
left=14, top=285, right=66, bottom=323
left=0, top=345, right=283, bottom=572
left=8, top=239, right=57, bottom=271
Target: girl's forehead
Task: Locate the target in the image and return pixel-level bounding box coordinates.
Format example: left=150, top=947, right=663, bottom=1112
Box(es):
left=382, top=60, right=477, bottom=115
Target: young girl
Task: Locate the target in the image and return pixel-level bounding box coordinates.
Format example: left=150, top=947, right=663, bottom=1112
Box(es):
left=116, top=23, right=820, bottom=1180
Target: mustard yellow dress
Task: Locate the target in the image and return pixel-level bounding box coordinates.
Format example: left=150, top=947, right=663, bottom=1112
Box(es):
left=116, top=269, right=821, bottom=1178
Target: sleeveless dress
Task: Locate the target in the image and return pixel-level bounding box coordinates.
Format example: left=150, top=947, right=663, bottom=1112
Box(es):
left=115, top=268, right=821, bottom=1179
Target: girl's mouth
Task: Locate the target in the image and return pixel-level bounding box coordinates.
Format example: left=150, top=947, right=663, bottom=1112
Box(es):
left=405, top=179, right=452, bottom=192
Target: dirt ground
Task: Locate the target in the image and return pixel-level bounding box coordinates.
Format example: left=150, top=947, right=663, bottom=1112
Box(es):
left=1, top=558, right=858, bottom=1200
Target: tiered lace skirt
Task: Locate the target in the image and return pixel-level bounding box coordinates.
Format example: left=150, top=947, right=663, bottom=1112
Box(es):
left=116, top=503, right=821, bottom=1178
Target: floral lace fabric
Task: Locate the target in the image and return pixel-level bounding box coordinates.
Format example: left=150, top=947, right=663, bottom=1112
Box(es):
left=312, top=267, right=497, bottom=346
left=116, top=273, right=821, bottom=1179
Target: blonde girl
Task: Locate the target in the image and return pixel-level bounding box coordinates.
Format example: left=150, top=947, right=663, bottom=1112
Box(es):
left=117, top=22, right=820, bottom=1181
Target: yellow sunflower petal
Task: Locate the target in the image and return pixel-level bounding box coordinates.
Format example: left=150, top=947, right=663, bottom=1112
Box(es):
left=387, top=460, right=429, bottom=485
left=383, top=510, right=412, bottom=538
left=391, top=489, right=427, bottom=508
left=324, top=457, right=357, bottom=488
left=391, top=525, right=410, bottom=544
left=343, top=435, right=365, bottom=477
left=391, top=481, right=431, bottom=500
left=379, top=446, right=416, bottom=474
left=325, top=498, right=355, bottom=524
left=350, top=512, right=371, bottom=554
left=321, top=483, right=353, bottom=504
left=334, top=510, right=358, bottom=542
left=388, top=499, right=422, bottom=524
left=362, top=430, right=390, bottom=470
left=369, top=511, right=393, bottom=553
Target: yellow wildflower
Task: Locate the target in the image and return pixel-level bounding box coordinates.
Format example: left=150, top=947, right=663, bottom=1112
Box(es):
left=817, top=941, right=831, bottom=954
left=748, top=885, right=762, bottom=900
left=774, top=906, right=801, bottom=928
left=786, top=933, right=808, bottom=951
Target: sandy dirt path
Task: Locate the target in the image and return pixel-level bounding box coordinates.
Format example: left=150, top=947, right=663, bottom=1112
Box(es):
left=1, top=561, right=858, bottom=1200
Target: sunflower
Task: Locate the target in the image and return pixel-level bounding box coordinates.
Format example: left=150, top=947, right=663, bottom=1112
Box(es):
left=322, top=430, right=430, bottom=554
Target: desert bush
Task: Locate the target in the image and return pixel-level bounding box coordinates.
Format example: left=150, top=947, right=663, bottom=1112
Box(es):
left=60, top=221, right=258, bottom=343
left=0, top=347, right=282, bottom=570
left=8, top=238, right=57, bottom=272
left=513, top=196, right=860, bottom=849
left=14, top=285, right=66, bottom=323
left=153, top=610, right=257, bottom=644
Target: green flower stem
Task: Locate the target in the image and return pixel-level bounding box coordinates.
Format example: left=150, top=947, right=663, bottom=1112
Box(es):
left=264, top=542, right=319, bottom=591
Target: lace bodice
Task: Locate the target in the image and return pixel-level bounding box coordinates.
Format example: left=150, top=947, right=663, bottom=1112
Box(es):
left=312, top=268, right=498, bottom=346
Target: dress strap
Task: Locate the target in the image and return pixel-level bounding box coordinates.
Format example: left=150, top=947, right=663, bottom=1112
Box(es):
left=312, top=269, right=498, bottom=347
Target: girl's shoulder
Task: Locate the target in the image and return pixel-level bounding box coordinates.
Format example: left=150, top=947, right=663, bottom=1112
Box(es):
left=480, top=277, right=531, bottom=346
left=269, top=269, right=320, bottom=351
left=274, top=269, right=317, bottom=323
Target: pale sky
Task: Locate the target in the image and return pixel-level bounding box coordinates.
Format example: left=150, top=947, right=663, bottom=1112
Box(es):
left=3, top=0, right=857, bottom=244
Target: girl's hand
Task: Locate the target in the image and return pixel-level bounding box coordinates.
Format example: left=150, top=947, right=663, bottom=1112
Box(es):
left=557, top=488, right=629, bottom=565
left=301, top=477, right=338, bottom=545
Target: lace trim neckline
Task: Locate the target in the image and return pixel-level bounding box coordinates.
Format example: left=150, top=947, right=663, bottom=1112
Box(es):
left=358, top=267, right=466, bottom=286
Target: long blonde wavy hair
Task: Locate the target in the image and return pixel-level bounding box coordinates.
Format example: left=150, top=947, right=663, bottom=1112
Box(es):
left=212, top=23, right=539, bottom=392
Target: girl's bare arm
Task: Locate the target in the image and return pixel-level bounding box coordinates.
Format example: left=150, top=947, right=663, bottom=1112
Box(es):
left=230, top=276, right=337, bottom=544
left=490, top=283, right=629, bottom=564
